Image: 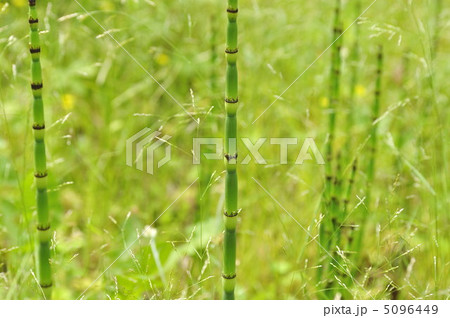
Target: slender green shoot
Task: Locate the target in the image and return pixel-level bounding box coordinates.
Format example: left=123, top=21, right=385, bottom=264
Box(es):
left=319, top=0, right=343, bottom=294
left=28, top=0, right=52, bottom=299
left=355, top=45, right=383, bottom=254
left=223, top=0, right=239, bottom=300
left=344, top=0, right=361, bottom=163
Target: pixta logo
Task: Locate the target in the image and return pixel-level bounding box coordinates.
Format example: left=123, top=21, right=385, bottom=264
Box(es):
left=127, top=128, right=325, bottom=174
left=126, top=128, right=171, bottom=175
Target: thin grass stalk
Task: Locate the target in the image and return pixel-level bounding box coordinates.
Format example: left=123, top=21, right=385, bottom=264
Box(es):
left=28, top=0, right=52, bottom=299
left=223, top=0, right=239, bottom=300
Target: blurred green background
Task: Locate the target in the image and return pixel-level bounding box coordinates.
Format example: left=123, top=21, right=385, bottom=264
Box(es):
left=0, top=0, right=448, bottom=299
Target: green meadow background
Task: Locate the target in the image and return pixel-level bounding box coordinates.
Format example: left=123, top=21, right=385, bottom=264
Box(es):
left=0, top=0, right=448, bottom=299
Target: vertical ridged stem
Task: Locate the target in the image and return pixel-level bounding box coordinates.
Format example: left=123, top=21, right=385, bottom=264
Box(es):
left=355, top=45, right=383, bottom=254
left=320, top=0, right=342, bottom=294
left=223, top=0, right=239, bottom=300
left=344, top=0, right=361, bottom=162
left=325, top=0, right=343, bottom=226
left=341, top=158, right=358, bottom=296
left=367, top=45, right=383, bottom=207
left=29, top=0, right=52, bottom=299
left=343, top=159, right=357, bottom=220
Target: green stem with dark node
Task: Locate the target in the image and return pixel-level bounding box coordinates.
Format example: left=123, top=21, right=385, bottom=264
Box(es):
left=29, top=0, right=52, bottom=299
left=355, top=45, right=383, bottom=255
left=319, top=0, right=342, bottom=295
left=344, top=0, right=361, bottom=164
left=343, top=159, right=357, bottom=218
left=223, top=0, right=239, bottom=300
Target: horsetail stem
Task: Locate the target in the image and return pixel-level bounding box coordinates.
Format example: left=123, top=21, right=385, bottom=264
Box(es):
left=343, top=158, right=357, bottom=217
left=223, top=0, right=239, bottom=300
left=324, top=0, right=343, bottom=218
left=355, top=45, right=383, bottom=254
left=319, top=0, right=342, bottom=292
left=28, top=0, right=52, bottom=299
left=344, top=0, right=361, bottom=161
left=367, top=45, right=383, bottom=204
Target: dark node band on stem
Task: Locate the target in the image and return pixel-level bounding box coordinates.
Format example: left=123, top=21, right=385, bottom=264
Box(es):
left=40, top=282, right=52, bottom=288
left=325, top=175, right=333, bottom=182
left=29, top=18, right=39, bottom=24
left=31, top=83, right=43, bottom=90
left=227, top=8, right=238, bottom=14
left=224, top=153, right=238, bottom=161
left=225, top=98, right=238, bottom=104
left=30, top=47, right=41, bottom=54
left=375, top=90, right=381, bottom=96
left=224, top=210, right=239, bottom=218
left=37, top=224, right=51, bottom=231
left=331, top=217, right=338, bottom=226
left=34, top=172, right=48, bottom=178
left=33, top=124, right=45, bottom=130
left=29, top=0, right=36, bottom=6
left=222, top=273, right=236, bottom=280
left=225, top=48, right=238, bottom=54
left=343, top=199, right=350, bottom=205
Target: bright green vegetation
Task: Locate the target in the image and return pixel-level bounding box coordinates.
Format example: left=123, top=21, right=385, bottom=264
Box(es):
left=223, top=0, right=239, bottom=300
left=0, top=0, right=448, bottom=300
left=28, top=0, right=52, bottom=299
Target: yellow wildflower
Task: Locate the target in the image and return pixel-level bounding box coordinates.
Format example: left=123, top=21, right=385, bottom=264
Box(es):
left=12, top=0, right=26, bottom=8
left=155, top=53, right=170, bottom=66
left=320, top=97, right=329, bottom=108
left=355, top=84, right=366, bottom=97
left=62, top=94, right=75, bottom=111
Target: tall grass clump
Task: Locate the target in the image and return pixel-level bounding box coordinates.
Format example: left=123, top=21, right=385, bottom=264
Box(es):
left=223, top=0, right=239, bottom=300
left=28, top=0, right=52, bottom=299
